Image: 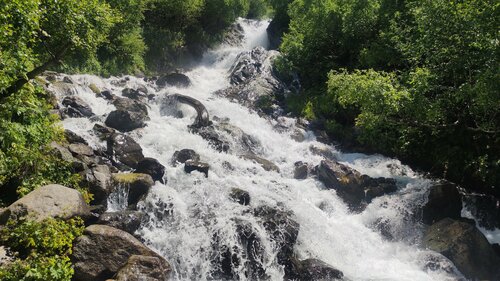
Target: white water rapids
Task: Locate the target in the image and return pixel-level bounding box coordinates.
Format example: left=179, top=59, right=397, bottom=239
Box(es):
left=54, top=19, right=470, bottom=281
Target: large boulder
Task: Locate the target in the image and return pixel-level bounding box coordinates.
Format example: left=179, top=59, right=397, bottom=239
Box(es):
left=423, top=218, right=500, bottom=280
left=135, top=157, right=166, bottom=184
left=111, top=173, right=154, bottom=210
left=72, top=225, right=170, bottom=281
left=421, top=182, right=462, bottom=225
left=107, top=133, right=145, bottom=169
left=156, top=73, right=191, bottom=88
left=0, top=185, right=91, bottom=224
left=62, top=96, right=94, bottom=117
left=105, top=97, right=149, bottom=132
left=97, top=211, right=144, bottom=235
left=316, top=160, right=397, bottom=211
left=115, top=255, right=170, bottom=281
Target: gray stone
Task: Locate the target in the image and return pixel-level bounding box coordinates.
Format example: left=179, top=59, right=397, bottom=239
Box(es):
left=184, top=160, right=209, bottom=178
left=107, top=133, right=144, bottom=169
left=423, top=218, right=500, bottom=280
left=62, top=96, right=94, bottom=117
left=171, top=149, right=200, bottom=166
left=69, top=143, right=94, bottom=157
left=72, top=225, right=170, bottom=281
left=97, top=211, right=144, bottom=235
left=241, top=154, right=280, bottom=172
left=115, top=255, right=170, bottom=281
left=135, top=158, right=166, bottom=184
left=0, top=184, right=91, bottom=224
left=229, top=188, right=250, bottom=206
left=422, top=182, right=462, bottom=225
left=294, top=161, right=308, bottom=179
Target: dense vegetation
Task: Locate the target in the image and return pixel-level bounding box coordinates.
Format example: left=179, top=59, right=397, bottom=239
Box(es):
left=275, top=0, right=499, bottom=196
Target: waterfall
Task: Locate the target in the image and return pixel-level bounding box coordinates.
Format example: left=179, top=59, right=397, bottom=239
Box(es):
left=56, top=19, right=470, bottom=281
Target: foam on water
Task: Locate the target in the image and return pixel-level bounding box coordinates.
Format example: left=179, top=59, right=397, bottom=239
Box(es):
left=59, top=19, right=464, bottom=281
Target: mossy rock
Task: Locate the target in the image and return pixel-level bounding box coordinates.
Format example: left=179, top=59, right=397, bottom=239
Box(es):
left=89, top=83, right=100, bottom=95
left=111, top=173, right=154, bottom=209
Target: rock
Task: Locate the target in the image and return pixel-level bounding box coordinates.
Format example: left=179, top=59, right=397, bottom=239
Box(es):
left=107, top=133, right=144, bottom=169
left=115, top=255, right=170, bottom=281
left=93, top=124, right=116, bottom=140
left=50, top=141, right=86, bottom=171
left=122, top=88, right=147, bottom=101
left=294, top=161, right=308, bottom=179
left=69, top=143, right=94, bottom=157
left=0, top=246, right=14, bottom=267
left=215, top=47, right=288, bottom=116
left=83, top=164, right=113, bottom=205
left=62, top=96, right=94, bottom=117
left=222, top=22, right=245, bottom=46
left=97, top=211, right=144, bottom=235
left=423, top=218, right=500, bottom=280
left=241, top=154, right=280, bottom=172
left=288, top=259, right=344, bottom=281
left=72, top=225, right=170, bottom=281
left=100, top=90, right=114, bottom=100
left=229, top=188, right=250, bottom=206
left=65, top=130, right=88, bottom=145
left=309, top=146, right=337, bottom=161
left=0, top=184, right=91, bottom=224
left=156, top=73, right=191, bottom=88
left=137, top=84, right=148, bottom=94
left=191, top=125, right=230, bottom=153
left=63, top=76, right=75, bottom=84
left=105, top=97, right=149, bottom=132
left=171, top=149, right=200, bottom=166
left=316, top=160, right=397, bottom=211
left=112, top=173, right=154, bottom=209
left=462, top=194, right=500, bottom=230
left=89, top=83, right=100, bottom=94
left=160, top=94, right=210, bottom=128
left=184, top=160, right=209, bottom=177
left=135, top=158, right=166, bottom=184
left=422, top=182, right=462, bottom=225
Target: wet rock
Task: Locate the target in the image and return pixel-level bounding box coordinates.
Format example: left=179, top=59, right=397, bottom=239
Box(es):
left=69, top=143, right=94, bottom=157
left=82, top=164, right=113, bottom=205
left=422, top=182, right=462, bottom=225
left=184, top=160, right=209, bottom=177
left=112, top=173, right=154, bottom=209
left=135, top=157, right=166, bottom=184
left=0, top=184, right=91, bottom=225
left=215, top=47, right=289, bottom=117
left=309, top=145, right=337, bottom=161
left=241, top=154, right=280, bottom=172
left=423, top=218, right=500, bottom=280
left=72, top=225, right=170, bottom=281
left=222, top=22, right=245, bottom=46
left=106, top=97, right=149, bottom=132
left=294, top=161, right=308, bottom=179
left=161, top=94, right=210, bottom=128
left=65, top=129, right=88, bottom=145
left=93, top=123, right=116, bottom=140
left=229, top=188, right=251, bottom=206
left=316, top=160, right=397, bottom=211
left=107, top=133, right=144, bottom=169
left=287, top=259, right=344, bottom=281
left=156, top=73, right=191, bottom=88
left=100, top=90, right=114, bottom=100
left=97, top=211, right=144, bottom=235
left=172, top=149, right=200, bottom=166
left=115, top=255, right=170, bottom=281
left=462, top=194, right=500, bottom=230
left=191, top=125, right=230, bottom=153
left=62, top=96, right=94, bottom=117
left=122, top=88, right=147, bottom=101
left=63, top=76, right=75, bottom=84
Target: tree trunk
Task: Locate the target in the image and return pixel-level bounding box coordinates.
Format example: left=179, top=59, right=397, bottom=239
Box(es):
left=0, top=44, right=70, bottom=101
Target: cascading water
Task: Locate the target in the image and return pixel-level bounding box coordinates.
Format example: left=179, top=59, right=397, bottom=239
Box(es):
left=54, top=19, right=472, bottom=281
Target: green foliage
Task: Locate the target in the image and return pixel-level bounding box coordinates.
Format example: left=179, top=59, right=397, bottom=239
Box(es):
left=0, top=218, right=84, bottom=281
left=0, top=86, right=80, bottom=203
left=278, top=0, right=500, bottom=194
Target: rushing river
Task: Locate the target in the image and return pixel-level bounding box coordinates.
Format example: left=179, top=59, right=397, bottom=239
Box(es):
left=55, top=19, right=468, bottom=281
